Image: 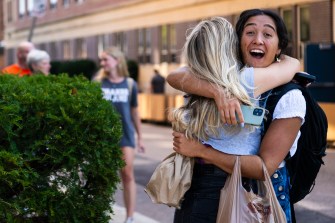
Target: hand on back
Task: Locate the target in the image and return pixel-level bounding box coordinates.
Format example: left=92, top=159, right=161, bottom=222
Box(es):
left=213, top=88, right=244, bottom=125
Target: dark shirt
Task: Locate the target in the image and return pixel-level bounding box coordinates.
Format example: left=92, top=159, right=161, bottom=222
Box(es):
left=151, top=74, right=165, bottom=93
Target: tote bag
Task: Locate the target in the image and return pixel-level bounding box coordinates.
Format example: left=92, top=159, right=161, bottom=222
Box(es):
left=144, top=152, right=194, bottom=209
left=216, top=157, right=287, bottom=223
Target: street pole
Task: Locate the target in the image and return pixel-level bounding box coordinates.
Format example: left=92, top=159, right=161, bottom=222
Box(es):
left=28, top=16, right=38, bottom=42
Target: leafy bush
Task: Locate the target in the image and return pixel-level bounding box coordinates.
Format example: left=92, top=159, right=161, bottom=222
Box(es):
left=50, top=59, right=139, bottom=82
left=0, top=74, right=123, bottom=222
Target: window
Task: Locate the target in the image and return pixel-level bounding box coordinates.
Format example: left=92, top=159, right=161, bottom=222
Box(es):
left=170, top=24, right=177, bottom=63
left=63, top=41, right=72, bottom=60
left=299, top=6, right=310, bottom=59
left=160, top=25, right=168, bottom=62
left=75, top=38, right=87, bottom=58
left=27, top=0, right=34, bottom=16
left=7, top=0, right=13, bottom=22
left=97, top=34, right=110, bottom=55
left=300, top=6, right=310, bottom=42
left=19, top=0, right=26, bottom=18
left=63, top=0, right=70, bottom=7
left=50, top=0, right=58, bottom=9
left=50, top=42, right=57, bottom=59
left=115, top=32, right=127, bottom=55
left=282, top=8, right=293, bottom=56
left=160, top=24, right=177, bottom=63
left=137, top=28, right=151, bottom=63
left=39, top=43, right=46, bottom=51
left=283, top=9, right=293, bottom=41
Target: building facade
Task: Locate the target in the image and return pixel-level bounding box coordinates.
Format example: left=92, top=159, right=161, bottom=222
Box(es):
left=0, top=0, right=5, bottom=69
left=2, top=0, right=334, bottom=89
left=2, top=0, right=335, bottom=140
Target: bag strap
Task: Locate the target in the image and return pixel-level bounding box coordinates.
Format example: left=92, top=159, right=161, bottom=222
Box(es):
left=126, top=77, right=134, bottom=101
left=260, top=82, right=303, bottom=137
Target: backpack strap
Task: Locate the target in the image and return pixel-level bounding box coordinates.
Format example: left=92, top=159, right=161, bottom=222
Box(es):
left=126, top=77, right=134, bottom=101
left=262, top=82, right=302, bottom=137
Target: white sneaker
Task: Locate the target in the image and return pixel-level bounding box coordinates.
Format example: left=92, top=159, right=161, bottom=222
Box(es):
left=124, top=217, right=134, bottom=223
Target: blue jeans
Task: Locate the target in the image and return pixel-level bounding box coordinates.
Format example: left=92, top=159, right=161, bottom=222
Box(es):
left=271, top=166, right=292, bottom=223
left=174, top=163, right=252, bottom=223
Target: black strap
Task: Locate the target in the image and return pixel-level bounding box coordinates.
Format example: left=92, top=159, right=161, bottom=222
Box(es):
left=261, top=82, right=303, bottom=137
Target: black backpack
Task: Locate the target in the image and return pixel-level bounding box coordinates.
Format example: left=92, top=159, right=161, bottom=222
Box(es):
left=262, top=82, right=328, bottom=204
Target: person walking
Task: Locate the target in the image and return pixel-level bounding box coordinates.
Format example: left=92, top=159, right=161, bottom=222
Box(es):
left=2, top=41, right=35, bottom=76
left=93, top=47, right=145, bottom=223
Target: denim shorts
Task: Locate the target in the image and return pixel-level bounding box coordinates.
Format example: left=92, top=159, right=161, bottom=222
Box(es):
left=271, top=166, right=292, bottom=223
left=174, top=163, right=252, bottom=223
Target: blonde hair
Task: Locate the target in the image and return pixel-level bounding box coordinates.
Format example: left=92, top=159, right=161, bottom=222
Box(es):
left=171, top=17, right=253, bottom=140
left=93, top=46, right=129, bottom=82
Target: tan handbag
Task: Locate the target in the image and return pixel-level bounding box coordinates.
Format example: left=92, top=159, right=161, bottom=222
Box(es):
left=216, top=156, right=287, bottom=223
left=144, top=152, right=194, bottom=209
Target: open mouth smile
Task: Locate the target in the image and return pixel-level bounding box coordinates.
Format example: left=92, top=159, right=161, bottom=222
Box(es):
left=249, top=49, right=265, bottom=59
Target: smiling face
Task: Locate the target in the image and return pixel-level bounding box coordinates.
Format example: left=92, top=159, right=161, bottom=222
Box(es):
left=99, top=52, right=118, bottom=73
left=240, top=15, right=281, bottom=68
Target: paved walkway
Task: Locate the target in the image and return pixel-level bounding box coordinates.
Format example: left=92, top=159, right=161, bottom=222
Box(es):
left=110, top=123, right=175, bottom=223
left=109, top=123, right=335, bottom=223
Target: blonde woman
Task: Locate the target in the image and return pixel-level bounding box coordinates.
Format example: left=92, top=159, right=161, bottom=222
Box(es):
left=94, top=47, right=144, bottom=223
left=169, top=17, right=299, bottom=223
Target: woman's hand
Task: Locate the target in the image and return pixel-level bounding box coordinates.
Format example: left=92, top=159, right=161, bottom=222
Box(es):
left=137, top=138, right=145, bottom=153
left=168, top=66, right=244, bottom=125
left=172, top=131, right=206, bottom=157
left=213, top=88, right=244, bottom=125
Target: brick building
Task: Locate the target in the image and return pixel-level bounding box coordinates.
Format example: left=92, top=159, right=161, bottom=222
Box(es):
left=2, top=0, right=334, bottom=88
left=2, top=0, right=335, bottom=140
left=0, top=0, right=4, bottom=69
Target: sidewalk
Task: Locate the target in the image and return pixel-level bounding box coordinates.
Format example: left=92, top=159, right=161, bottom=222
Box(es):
left=110, top=184, right=170, bottom=223
left=109, top=123, right=335, bottom=223
left=110, top=203, right=159, bottom=223
left=110, top=123, right=175, bottom=223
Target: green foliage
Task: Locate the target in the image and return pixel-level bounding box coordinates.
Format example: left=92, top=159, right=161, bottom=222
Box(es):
left=0, top=74, right=123, bottom=222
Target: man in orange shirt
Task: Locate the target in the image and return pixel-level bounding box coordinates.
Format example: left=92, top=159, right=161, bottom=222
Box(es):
left=2, top=41, right=35, bottom=77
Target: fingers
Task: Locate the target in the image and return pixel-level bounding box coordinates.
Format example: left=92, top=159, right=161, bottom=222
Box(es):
left=172, top=131, right=183, bottom=137
left=220, top=99, right=243, bottom=125
left=172, top=131, right=182, bottom=151
left=138, top=146, right=145, bottom=153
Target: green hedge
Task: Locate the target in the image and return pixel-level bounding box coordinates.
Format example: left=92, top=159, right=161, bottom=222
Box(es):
left=0, top=74, right=123, bottom=222
left=50, top=59, right=139, bottom=82
left=50, top=59, right=98, bottom=80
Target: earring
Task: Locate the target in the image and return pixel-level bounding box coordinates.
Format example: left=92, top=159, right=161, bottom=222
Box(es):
left=275, top=55, right=281, bottom=62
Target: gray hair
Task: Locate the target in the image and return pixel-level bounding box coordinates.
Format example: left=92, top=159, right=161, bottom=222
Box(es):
left=27, top=49, right=50, bottom=70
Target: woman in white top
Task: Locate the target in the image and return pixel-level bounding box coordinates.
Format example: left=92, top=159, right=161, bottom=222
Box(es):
left=168, top=15, right=301, bottom=223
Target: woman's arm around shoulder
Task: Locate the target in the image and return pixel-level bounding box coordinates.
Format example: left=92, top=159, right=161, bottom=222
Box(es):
left=253, top=55, right=300, bottom=97
left=172, top=116, right=301, bottom=179
left=167, top=66, right=244, bottom=125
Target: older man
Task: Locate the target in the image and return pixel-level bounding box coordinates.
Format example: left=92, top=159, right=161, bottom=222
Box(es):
left=2, top=41, right=35, bottom=76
